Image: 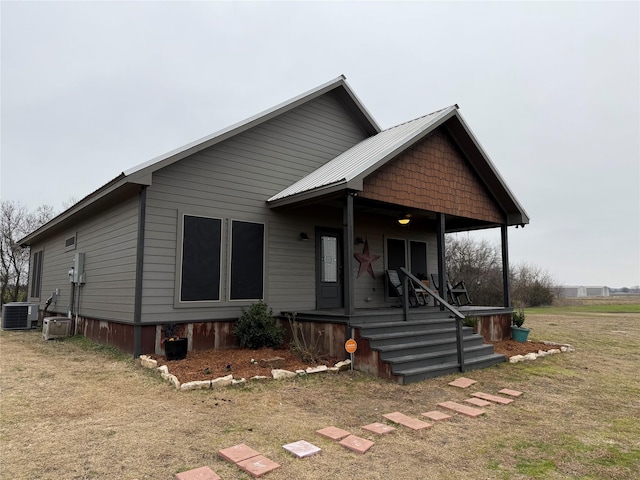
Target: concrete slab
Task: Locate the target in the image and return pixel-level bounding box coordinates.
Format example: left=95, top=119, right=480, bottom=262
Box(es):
left=362, top=422, right=396, bottom=434
left=421, top=411, right=452, bottom=422
left=437, top=401, right=486, bottom=418
left=218, top=443, right=260, bottom=464
left=471, top=392, right=514, bottom=405
left=339, top=435, right=375, bottom=454
left=175, top=466, right=221, bottom=480
left=236, top=455, right=281, bottom=478
left=383, top=412, right=432, bottom=430
left=499, top=388, right=523, bottom=397
left=316, top=426, right=351, bottom=441
left=465, top=397, right=492, bottom=407
left=448, top=377, right=477, bottom=388
left=282, top=440, right=321, bottom=458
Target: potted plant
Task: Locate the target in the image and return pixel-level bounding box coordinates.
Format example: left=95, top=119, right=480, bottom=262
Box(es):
left=162, top=323, right=188, bottom=360
left=511, top=309, right=530, bottom=342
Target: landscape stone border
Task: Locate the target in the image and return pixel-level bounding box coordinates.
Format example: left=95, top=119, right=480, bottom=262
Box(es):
left=138, top=355, right=352, bottom=391
left=508, top=341, right=574, bottom=363
left=139, top=339, right=573, bottom=390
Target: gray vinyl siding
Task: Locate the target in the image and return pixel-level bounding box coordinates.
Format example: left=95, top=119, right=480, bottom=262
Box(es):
left=29, top=196, right=139, bottom=322
left=350, top=218, right=438, bottom=309
left=140, top=92, right=368, bottom=322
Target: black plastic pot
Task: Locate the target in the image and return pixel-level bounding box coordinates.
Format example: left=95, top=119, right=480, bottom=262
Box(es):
left=164, top=338, right=188, bottom=360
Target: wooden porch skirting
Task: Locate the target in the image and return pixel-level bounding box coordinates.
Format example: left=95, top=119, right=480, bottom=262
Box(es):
left=58, top=309, right=510, bottom=360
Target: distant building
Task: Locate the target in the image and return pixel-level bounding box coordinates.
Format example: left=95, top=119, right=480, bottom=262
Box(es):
left=561, top=286, right=610, bottom=298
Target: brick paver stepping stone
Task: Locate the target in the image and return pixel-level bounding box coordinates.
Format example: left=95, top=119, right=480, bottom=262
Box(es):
left=383, top=412, right=432, bottom=430
left=472, top=392, right=514, bottom=405
left=339, top=435, right=375, bottom=454
left=236, top=455, right=281, bottom=478
left=316, top=426, right=351, bottom=441
left=421, top=410, right=452, bottom=422
left=282, top=440, right=321, bottom=458
left=218, top=443, right=260, bottom=463
left=465, top=397, right=492, bottom=407
left=448, top=377, right=477, bottom=388
left=499, top=388, right=523, bottom=397
left=362, top=422, right=396, bottom=434
left=437, top=401, right=486, bottom=418
left=175, top=466, right=221, bottom=480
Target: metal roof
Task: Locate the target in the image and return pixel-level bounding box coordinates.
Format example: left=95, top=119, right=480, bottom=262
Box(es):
left=267, top=106, right=458, bottom=203
left=19, top=75, right=380, bottom=246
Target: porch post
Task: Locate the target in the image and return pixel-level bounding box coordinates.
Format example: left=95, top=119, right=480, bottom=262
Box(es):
left=343, top=191, right=355, bottom=315
left=501, top=224, right=511, bottom=307
left=436, top=213, right=446, bottom=310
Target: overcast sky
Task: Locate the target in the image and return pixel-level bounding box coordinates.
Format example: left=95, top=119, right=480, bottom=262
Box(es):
left=1, top=1, right=638, bottom=288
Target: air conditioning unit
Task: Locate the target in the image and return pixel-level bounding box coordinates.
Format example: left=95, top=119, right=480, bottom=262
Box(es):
left=1, top=302, right=39, bottom=330
left=42, top=317, right=72, bottom=340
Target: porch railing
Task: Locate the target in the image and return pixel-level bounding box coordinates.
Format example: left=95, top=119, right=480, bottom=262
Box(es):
left=399, top=267, right=466, bottom=372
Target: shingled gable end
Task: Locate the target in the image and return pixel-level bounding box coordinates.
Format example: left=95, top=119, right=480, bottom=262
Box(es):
left=19, top=76, right=528, bottom=383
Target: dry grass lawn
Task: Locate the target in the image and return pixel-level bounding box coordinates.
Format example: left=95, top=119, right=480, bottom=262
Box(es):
left=1, top=300, right=639, bottom=479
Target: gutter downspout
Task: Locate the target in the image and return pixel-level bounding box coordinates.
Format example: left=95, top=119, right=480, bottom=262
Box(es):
left=133, top=186, right=147, bottom=358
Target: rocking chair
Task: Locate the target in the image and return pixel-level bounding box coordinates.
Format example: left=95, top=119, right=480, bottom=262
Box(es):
left=387, top=269, right=427, bottom=307
left=430, top=273, right=471, bottom=306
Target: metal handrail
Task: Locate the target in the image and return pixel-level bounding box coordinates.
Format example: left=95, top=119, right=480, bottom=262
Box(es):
left=399, top=267, right=466, bottom=372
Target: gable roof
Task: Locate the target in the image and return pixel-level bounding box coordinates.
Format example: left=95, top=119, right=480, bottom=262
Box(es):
left=19, top=75, right=380, bottom=246
left=267, top=105, right=529, bottom=226
left=267, top=106, right=457, bottom=204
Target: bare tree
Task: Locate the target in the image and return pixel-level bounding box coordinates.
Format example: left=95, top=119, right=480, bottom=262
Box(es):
left=0, top=201, right=55, bottom=304
left=446, top=235, right=556, bottom=307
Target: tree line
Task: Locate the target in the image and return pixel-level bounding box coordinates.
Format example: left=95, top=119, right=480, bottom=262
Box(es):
left=0, top=201, right=55, bottom=305
left=446, top=235, right=556, bottom=307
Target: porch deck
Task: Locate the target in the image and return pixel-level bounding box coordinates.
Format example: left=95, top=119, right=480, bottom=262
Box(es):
left=284, top=305, right=512, bottom=324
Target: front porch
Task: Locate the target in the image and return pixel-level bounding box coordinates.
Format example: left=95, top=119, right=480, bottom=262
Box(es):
left=281, top=305, right=512, bottom=385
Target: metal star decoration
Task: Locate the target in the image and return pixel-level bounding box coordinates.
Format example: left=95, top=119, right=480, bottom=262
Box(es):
left=354, top=240, right=381, bottom=278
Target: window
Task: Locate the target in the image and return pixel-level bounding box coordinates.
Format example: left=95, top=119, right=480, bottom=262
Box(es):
left=179, top=215, right=222, bottom=302
left=410, top=241, right=427, bottom=279
left=31, top=250, right=44, bottom=298
left=230, top=220, right=264, bottom=300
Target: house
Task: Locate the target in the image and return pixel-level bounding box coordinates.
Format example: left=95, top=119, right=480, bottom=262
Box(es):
left=19, top=76, right=529, bottom=383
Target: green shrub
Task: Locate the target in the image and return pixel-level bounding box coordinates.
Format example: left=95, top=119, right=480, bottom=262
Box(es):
left=512, top=309, right=526, bottom=327
left=234, top=301, right=284, bottom=349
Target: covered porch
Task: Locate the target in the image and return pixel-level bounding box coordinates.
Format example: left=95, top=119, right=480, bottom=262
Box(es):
left=269, top=107, right=529, bottom=383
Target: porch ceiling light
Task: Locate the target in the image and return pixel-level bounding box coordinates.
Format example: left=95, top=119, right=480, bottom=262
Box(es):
left=397, top=214, right=411, bottom=226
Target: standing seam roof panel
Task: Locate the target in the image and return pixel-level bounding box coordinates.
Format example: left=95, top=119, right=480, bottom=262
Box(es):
left=267, top=106, right=456, bottom=202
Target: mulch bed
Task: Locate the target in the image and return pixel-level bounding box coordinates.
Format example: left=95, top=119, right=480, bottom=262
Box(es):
left=151, top=340, right=561, bottom=384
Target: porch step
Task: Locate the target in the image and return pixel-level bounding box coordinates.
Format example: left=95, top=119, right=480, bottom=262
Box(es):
left=382, top=344, right=499, bottom=372
left=353, top=315, right=505, bottom=385
left=395, top=354, right=507, bottom=385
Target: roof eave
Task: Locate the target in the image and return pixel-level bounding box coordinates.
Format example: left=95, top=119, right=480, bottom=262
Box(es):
left=18, top=174, right=149, bottom=246
left=125, top=75, right=381, bottom=180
